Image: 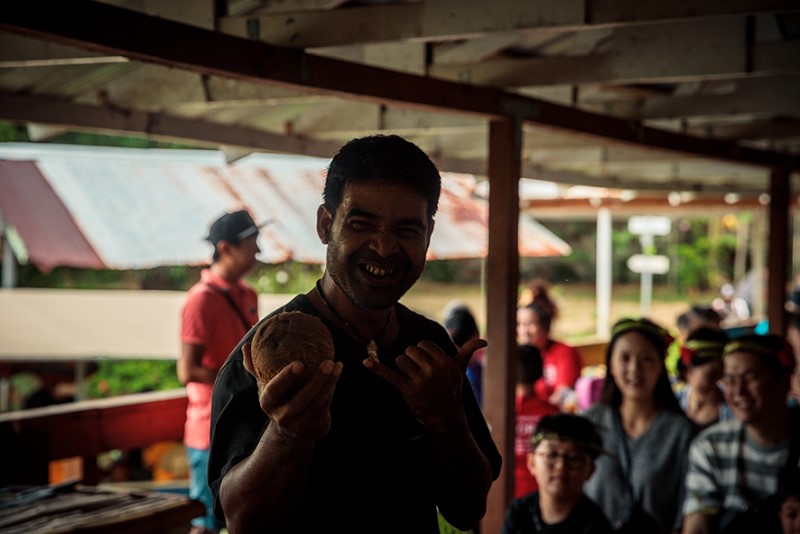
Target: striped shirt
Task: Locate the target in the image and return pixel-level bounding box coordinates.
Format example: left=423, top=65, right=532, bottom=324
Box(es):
left=683, top=418, right=792, bottom=516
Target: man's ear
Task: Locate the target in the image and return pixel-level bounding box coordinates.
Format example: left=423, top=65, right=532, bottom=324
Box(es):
left=216, top=240, right=232, bottom=257
left=317, top=204, right=333, bottom=244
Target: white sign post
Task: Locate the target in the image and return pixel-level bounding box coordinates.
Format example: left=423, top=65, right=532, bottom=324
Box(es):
left=627, top=216, right=671, bottom=315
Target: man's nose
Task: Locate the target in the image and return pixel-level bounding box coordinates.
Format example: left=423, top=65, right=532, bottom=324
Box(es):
left=370, top=228, right=398, bottom=256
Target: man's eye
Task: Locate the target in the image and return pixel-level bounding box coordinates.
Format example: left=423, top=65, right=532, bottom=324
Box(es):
left=397, top=227, right=423, bottom=238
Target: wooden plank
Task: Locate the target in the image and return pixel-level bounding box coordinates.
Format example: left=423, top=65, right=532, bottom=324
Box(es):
left=0, top=485, right=203, bottom=534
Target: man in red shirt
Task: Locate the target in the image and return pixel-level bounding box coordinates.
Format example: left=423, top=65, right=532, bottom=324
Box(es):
left=179, top=210, right=264, bottom=534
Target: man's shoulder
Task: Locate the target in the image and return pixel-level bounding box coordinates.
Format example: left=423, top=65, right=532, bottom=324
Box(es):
left=182, top=280, right=221, bottom=310
left=691, top=418, right=742, bottom=455
left=263, top=294, right=312, bottom=317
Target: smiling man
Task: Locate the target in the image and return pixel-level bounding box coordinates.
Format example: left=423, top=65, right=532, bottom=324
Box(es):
left=208, top=135, right=501, bottom=534
left=682, top=334, right=799, bottom=534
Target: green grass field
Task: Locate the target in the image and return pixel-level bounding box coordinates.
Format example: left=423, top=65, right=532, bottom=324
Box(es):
left=402, top=280, right=722, bottom=344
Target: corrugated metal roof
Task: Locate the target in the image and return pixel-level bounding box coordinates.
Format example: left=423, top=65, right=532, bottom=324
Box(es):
left=0, top=159, right=104, bottom=272
left=0, top=143, right=570, bottom=271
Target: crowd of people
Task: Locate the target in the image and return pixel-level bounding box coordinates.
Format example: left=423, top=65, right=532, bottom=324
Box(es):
left=439, top=275, right=799, bottom=533
left=171, top=134, right=799, bottom=534
left=497, top=300, right=798, bottom=533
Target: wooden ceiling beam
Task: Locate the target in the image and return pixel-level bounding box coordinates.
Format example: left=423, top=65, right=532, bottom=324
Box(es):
left=218, top=0, right=800, bottom=48
left=430, top=20, right=799, bottom=87
left=0, top=91, right=342, bottom=158
left=2, top=1, right=799, bottom=171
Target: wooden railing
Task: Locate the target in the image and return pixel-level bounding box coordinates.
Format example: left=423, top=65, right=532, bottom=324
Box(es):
left=575, top=341, right=608, bottom=368
left=0, top=389, right=187, bottom=486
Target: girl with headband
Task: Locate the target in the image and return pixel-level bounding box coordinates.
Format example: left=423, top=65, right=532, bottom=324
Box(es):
left=583, top=318, right=696, bottom=534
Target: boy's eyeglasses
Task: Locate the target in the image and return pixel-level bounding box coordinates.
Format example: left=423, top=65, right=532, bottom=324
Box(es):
left=535, top=451, right=588, bottom=470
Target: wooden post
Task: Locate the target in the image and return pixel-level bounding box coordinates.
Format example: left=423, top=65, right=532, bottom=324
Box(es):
left=482, top=118, right=521, bottom=534
left=768, top=168, right=791, bottom=334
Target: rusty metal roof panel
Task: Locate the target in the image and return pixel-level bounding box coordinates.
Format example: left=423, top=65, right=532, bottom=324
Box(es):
left=0, top=144, right=570, bottom=270
left=0, top=159, right=104, bottom=272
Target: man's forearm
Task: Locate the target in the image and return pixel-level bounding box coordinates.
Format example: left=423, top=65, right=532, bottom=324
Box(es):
left=432, top=420, right=494, bottom=530
left=219, top=424, right=316, bottom=534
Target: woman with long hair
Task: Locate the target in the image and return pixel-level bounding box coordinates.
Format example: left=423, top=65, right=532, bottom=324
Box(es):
left=583, top=318, right=695, bottom=534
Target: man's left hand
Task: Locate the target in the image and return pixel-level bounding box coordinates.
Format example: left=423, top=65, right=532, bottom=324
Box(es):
left=363, top=338, right=487, bottom=429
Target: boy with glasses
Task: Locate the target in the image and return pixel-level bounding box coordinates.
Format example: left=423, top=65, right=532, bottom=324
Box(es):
left=502, top=413, right=614, bottom=533
left=683, top=334, right=800, bottom=534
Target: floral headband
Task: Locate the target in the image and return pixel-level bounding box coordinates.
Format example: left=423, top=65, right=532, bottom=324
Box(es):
left=722, top=339, right=795, bottom=371
left=611, top=318, right=674, bottom=350
left=680, top=339, right=726, bottom=366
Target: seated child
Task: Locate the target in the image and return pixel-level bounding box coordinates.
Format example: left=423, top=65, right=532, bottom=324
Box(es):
left=502, top=413, right=614, bottom=534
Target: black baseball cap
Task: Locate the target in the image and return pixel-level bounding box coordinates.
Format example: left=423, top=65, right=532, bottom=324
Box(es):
left=207, top=210, right=271, bottom=246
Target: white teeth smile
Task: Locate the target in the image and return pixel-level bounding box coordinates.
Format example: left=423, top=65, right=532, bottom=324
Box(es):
left=365, top=264, right=392, bottom=277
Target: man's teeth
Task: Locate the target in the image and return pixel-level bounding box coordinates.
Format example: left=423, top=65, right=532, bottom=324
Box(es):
left=365, top=264, right=392, bottom=277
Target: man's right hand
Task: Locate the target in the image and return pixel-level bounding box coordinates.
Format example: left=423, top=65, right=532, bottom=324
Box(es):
left=243, top=341, right=342, bottom=441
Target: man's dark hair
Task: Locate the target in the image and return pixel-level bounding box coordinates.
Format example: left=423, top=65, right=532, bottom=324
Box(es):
left=518, top=344, right=544, bottom=385
left=690, top=305, right=722, bottom=325
left=323, top=135, right=441, bottom=221
left=676, top=311, right=691, bottom=331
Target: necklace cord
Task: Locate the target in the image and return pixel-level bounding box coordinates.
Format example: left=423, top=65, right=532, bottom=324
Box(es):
left=314, top=279, right=392, bottom=347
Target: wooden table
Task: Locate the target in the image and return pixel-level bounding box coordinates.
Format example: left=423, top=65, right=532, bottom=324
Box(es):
left=0, top=481, right=204, bottom=533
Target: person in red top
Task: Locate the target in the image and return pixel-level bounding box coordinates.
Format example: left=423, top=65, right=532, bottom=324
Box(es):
left=517, top=279, right=583, bottom=410
left=179, top=210, right=265, bottom=534
left=514, top=343, right=559, bottom=498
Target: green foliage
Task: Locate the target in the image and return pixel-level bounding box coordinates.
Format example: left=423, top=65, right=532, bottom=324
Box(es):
left=424, top=260, right=460, bottom=282
left=0, top=122, right=29, bottom=142
left=48, top=131, right=200, bottom=149
left=84, top=360, right=181, bottom=398
left=249, top=262, right=325, bottom=294
left=611, top=227, right=637, bottom=285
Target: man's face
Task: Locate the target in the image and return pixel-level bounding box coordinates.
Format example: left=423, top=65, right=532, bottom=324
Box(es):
left=318, top=181, right=433, bottom=310
left=222, top=235, right=259, bottom=276
left=720, top=352, right=786, bottom=426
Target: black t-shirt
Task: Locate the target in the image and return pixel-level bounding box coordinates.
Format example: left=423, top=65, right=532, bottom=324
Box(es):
left=209, top=294, right=501, bottom=533
left=502, top=493, right=615, bottom=534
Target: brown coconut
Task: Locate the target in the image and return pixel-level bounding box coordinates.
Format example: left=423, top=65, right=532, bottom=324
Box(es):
left=250, top=311, right=335, bottom=383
